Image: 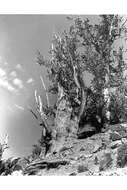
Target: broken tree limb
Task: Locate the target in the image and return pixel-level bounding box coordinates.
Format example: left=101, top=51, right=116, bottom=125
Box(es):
left=40, top=75, right=50, bottom=107
left=24, top=159, right=70, bottom=175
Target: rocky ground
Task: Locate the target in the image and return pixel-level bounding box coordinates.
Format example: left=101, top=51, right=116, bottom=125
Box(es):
left=11, top=123, right=127, bottom=176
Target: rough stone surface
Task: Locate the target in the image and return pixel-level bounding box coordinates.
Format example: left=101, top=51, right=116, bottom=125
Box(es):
left=22, top=123, right=127, bottom=176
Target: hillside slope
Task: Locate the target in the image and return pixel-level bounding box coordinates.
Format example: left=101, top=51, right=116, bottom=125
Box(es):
left=16, top=123, right=127, bottom=176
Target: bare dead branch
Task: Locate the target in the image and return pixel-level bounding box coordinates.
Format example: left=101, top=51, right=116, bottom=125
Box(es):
left=34, top=90, right=51, bottom=134
left=34, top=90, right=39, bottom=106
left=28, top=107, right=38, bottom=120
left=109, top=15, right=115, bottom=36
left=40, top=75, right=50, bottom=107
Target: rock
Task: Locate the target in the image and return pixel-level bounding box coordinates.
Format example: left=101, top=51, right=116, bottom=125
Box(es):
left=69, top=172, right=77, bottom=176
left=94, top=167, right=127, bottom=176
left=21, top=122, right=127, bottom=176
left=110, top=124, right=127, bottom=138
left=110, top=132, right=122, bottom=141
left=87, top=163, right=100, bottom=173
left=9, top=170, right=24, bottom=176
left=121, top=138, right=127, bottom=144
left=108, top=140, right=122, bottom=149
left=77, top=164, right=89, bottom=173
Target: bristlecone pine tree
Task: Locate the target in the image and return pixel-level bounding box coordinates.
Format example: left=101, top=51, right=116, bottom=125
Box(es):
left=33, top=15, right=127, bottom=155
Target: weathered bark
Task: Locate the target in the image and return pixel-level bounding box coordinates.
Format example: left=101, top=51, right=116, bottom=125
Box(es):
left=67, top=46, right=88, bottom=125
left=48, top=83, right=78, bottom=154
left=103, top=64, right=111, bottom=127
left=75, top=68, right=88, bottom=123
left=78, top=87, right=88, bottom=122
left=102, top=17, right=115, bottom=126
left=48, top=54, right=88, bottom=154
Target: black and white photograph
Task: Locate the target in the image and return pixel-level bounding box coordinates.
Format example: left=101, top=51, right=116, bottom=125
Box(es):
left=0, top=12, right=127, bottom=177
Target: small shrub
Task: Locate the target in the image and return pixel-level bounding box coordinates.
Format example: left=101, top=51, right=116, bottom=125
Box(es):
left=110, top=92, right=127, bottom=124
left=0, top=157, right=21, bottom=176
left=31, top=144, right=42, bottom=160
left=99, top=153, right=113, bottom=171
left=117, top=143, right=127, bottom=168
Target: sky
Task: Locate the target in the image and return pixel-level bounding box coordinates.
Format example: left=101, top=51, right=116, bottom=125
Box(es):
left=0, top=15, right=125, bottom=159
left=0, top=15, right=74, bottom=158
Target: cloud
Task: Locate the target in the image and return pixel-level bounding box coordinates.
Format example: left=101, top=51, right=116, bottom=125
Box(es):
left=0, top=57, right=8, bottom=66
left=0, top=68, right=17, bottom=92
left=0, top=58, right=25, bottom=94
left=0, top=68, right=6, bottom=78
left=15, top=64, right=22, bottom=70
left=0, top=78, right=16, bottom=92
left=10, top=71, right=17, bottom=78
left=14, top=104, right=24, bottom=111
left=13, top=78, right=23, bottom=89
left=26, top=78, right=34, bottom=84
left=4, top=62, right=8, bottom=66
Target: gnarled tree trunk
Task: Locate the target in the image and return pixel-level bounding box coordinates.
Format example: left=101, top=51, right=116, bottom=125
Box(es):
left=49, top=83, right=78, bottom=154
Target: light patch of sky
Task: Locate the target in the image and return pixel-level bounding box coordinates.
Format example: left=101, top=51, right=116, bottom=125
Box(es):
left=10, top=70, right=17, bottom=78
left=0, top=67, right=6, bottom=77
left=14, top=104, right=25, bottom=111
left=26, top=77, right=34, bottom=84
left=13, top=78, right=24, bottom=89
left=15, top=64, right=23, bottom=70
